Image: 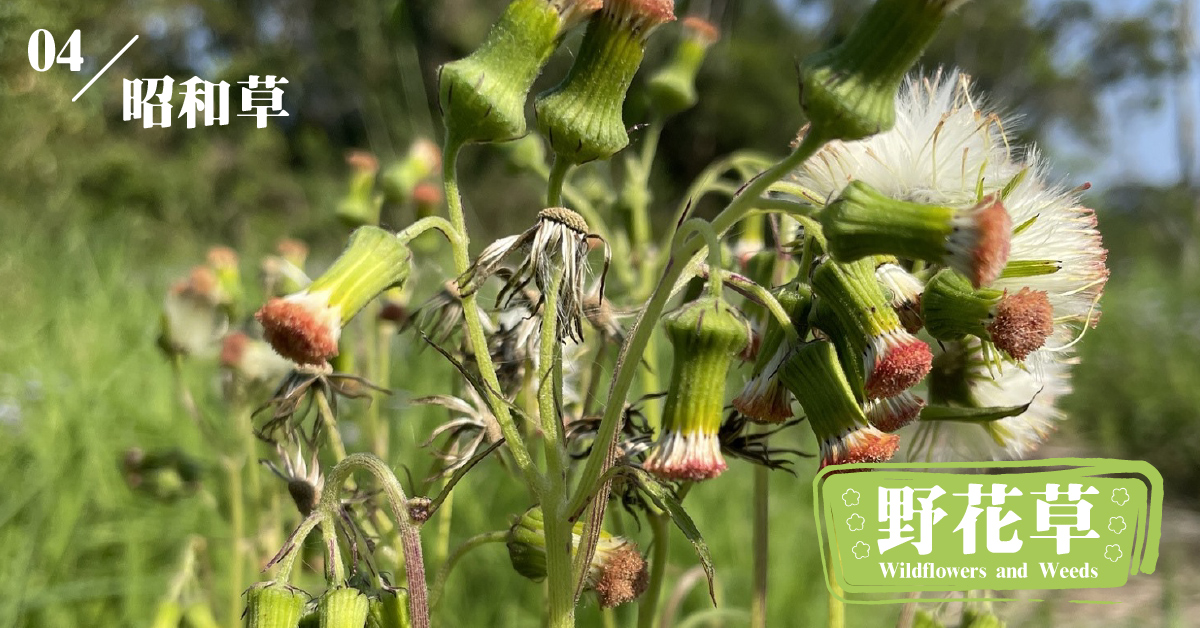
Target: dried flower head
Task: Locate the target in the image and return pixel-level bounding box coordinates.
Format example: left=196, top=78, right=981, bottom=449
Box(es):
left=263, top=439, right=324, bottom=516
left=459, top=207, right=609, bottom=343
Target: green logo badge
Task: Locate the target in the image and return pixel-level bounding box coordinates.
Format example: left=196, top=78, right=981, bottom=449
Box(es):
left=815, top=459, right=1163, bottom=603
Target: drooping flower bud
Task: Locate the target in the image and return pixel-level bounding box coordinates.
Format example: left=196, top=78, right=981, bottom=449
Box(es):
left=207, top=245, right=244, bottom=316
left=263, top=239, right=311, bottom=298
left=382, top=139, right=442, bottom=204
left=366, top=588, right=410, bottom=628
left=337, top=151, right=383, bottom=227
left=535, top=0, right=676, bottom=163
left=506, top=508, right=649, bottom=608
left=644, top=296, right=750, bottom=481
left=778, top=340, right=899, bottom=468
left=221, top=332, right=295, bottom=384
left=732, top=285, right=813, bottom=423
left=864, top=390, right=925, bottom=432
left=922, top=269, right=1053, bottom=361
left=811, top=259, right=932, bottom=399
left=645, top=17, right=720, bottom=117
left=411, top=182, right=443, bottom=220
left=257, top=227, right=412, bottom=365
left=799, top=0, right=967, bottom=141
left=822, top=182, right=1011, bottom=288
left=439, top=0, right=602, bottom=145
left=243, top=582, right=308, bottom=628
left=318, top=587, right=370, bottom=628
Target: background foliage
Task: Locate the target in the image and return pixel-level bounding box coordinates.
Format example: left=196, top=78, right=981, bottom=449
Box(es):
left=1, top=0, right=1198, bottom=626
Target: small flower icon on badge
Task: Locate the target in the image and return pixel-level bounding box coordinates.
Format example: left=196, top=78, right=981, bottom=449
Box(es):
left=1108, top=516, right=1126, bottom=534
left=847, top=513, right=865, bottom=532
left=853, top=541, right=871, bottom=559
left=1111, top=488, right=1129, bottom=506
left=1105, top=544, right=1123, bottom=563
left=842, top=489, right=861, bottom=507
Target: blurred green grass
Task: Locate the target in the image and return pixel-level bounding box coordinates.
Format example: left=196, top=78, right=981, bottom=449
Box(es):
left=0, top=211, right=905, bottom=626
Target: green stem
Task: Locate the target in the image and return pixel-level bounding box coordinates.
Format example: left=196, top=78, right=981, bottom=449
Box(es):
left=538, top=268, right=575, bottom=628
left=569, top=132, right=828, bottom=518
left=429, top=530, right=508, bottom=608
left=637, top=512, right=671, bottom=628
left=315, top=389, right=349, bottom=463
left=374, top=320, right=393, bottom=458
left=751, top=465, right=768, bottom=628
left=434, top=482, right=455, bottom=571
left=548, top=157, right=571, bottom=207
left=226, top=458, right=244, bottom=626
left=396, top=215, right=462, bottom=249
left=442, top=138, right=540, bottom=492
left=828, top=558, right=844, bottom=628
left=321, top=453, right=430, bottom=628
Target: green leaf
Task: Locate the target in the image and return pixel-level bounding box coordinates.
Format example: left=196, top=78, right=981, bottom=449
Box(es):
left=920, top=402, right=1031, bottom=424
left=627, top=467, right=717, bottom=605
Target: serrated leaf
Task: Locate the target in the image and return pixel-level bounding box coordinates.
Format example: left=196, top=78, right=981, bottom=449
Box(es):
left=919, top=402, right=1031, bottom=423
left=627, top=467, right=717, bottom=605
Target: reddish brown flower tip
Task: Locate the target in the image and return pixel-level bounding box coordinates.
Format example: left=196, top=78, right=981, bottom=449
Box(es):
left=595, top=545, right=649, bottom=608
left=345, top=150, right=379, bottom=174
left=276, top=238, right=308, bottom=261
left=988, top=288, right=1053, bottom=361
left=967, top=195, right=1012, bottom=288
left=607, top=0, right=677, bottom=33
left=206, top=246, right=239, bottom=270
left=865, top=391, right=925, bottom=433
left=643, top=432, right=728, bottom=481
left=412, top=182, right=443, bottom=206
left=255, top=296, right=340, bottom=366
left=220, top=332, right=250, bottom=369
left=865, top=334, right=933, bottom=400
left=682, top=16, right=720, bottom=44
left=821, top=427, right=900, bottom=470
left=176, top=266, right=219, bottom=303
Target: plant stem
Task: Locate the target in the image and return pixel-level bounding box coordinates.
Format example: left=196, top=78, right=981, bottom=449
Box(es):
left=315, top=389, right=348, bottom=463
left=373, top=319, right=393, bottom=458
left=828, top=558, right=844, bottom=628
left=429, top=530, right=508, bottom=607
left=226, top=457, right=244, bottom=626
left=441, top=139, right=540, bottom=491
left=637, top=511, right=671, bottom=628
left=548, top=157, right=571, bottom=207
left=538, top=268, right=575, bottom=628
left=751, top=465, right=769, bottom=628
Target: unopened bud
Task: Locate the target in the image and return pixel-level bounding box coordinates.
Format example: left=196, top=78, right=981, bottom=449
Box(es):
left=318, top=587, right=369, bottom=628
left=799, top=0, right=967, bottom=140
left=256, top=227, right=411, bottom=365
left=922, top=269, right=1053, bottom=361
left=367, top=588, right=410, bottom=628
left=535, top=0, right=676, bottom=163
left=382, top=139, right=442, bottom=203
left=439, top=0, right=602, bottom=145
left=337, top=151, right=383, bottom=227
left=822, top=182, right=1011, bottom=288
left=644, top=296, right=750, bottom=481
left=646, top=17, right=720, bottom=116
left=243, top=582, right=307, bottom=628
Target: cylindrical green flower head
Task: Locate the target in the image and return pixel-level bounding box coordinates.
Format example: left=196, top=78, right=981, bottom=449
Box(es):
left=645, top=17, right=720, bottom=117
left=318, top=587, right=370, bottom=628
left=812, top=259, right=932, bottom=399
left=913, top=610, right=947, bottom=628
left=336, top=151, right=383, bottom=228
left=206, top=246, right=244, bottom=318
left=922, top=269, right=1053, bottom=360
left=506, top=508, right=649, bottom=608
left=367, top=588, right=410, bottom=628
left=822, top=181, right=1012, bottom=288
left=439, top=0, right=601, bottom=145
left=243, top=582, right=307, bottom=628
left=732, top=285, right=813, bottom=423
left=256, top=227, right=412, bottom=365
left=960, top=610, right=1005, bottom=628
left=644, top=296, right=750, bottom=481
left=535, top=0, right=676, bottom=164
left=778, top=340, right=899, bottom=468
left=799, top=0, right=965, bottom=141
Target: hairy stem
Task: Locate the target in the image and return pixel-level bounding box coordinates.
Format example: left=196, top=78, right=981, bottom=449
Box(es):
left=637, top=511, right=671, bottom=628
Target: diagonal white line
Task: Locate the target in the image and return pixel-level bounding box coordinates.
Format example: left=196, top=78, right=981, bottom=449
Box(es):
left=72, top=35, right=139, bottom=102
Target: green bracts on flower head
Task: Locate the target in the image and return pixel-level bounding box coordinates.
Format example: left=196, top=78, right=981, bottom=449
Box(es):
left=536, top=0, right=675, bottom=163
left=822, top=180, right=956, bottom=263
left=646, top=17, right=720, bottom=117
left=243, top=582, right=307, bottom=628
left=318, top=587, right=370, bottom=628
left=439, top=0, right=600, bottom=145
left=367, top=588, right=411, bottom=628
left=644, top=296, right=749, bottom=481
left=256, top=226, right=411, bottom=365
left=800, top=0, right=962, bottom=141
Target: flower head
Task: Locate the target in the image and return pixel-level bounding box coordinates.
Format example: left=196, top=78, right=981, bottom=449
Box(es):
left=459, top=207, right=608, bottom=343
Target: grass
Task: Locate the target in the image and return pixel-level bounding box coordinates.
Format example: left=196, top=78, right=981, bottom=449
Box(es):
left=0, top=208, right=910, bottom=627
